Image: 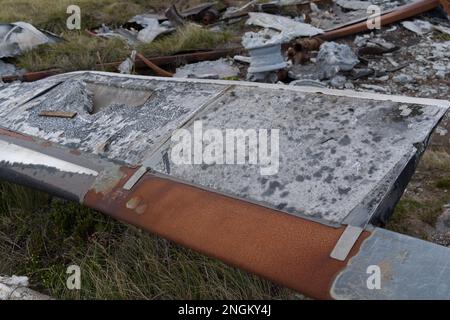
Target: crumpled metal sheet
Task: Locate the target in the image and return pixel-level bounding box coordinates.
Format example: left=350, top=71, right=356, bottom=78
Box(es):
left=246, top=12, right=324, bottom=42
left=174, top=58, right=240, bottom=79
left=0, top=22, right=61, bottom=58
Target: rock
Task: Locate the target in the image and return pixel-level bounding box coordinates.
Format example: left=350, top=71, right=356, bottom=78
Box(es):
left=393, top=73, right=413, bottom=84
left=247, top=71, right=278, bottom=83
left=351, top=68, right=374, bottom=79
left=336, top=0, right=371, bottom=11
left=401, top=20, right=434, bottom=35
left=316, top=42, right=359, bottom=80
left=174, top=58, right=240, bottom=80
left=344, top=82, right=355, bottom=89
left=289, top=79, right=326, bottom=88
left=330, top=75, right=347, bottom=89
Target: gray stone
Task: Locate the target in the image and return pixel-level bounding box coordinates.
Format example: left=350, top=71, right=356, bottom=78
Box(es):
left=330, top=75, right=347, bottom=89
left=393, top=73, right=413, bottom=84
left=316, top=42, right=359, bottom=80
left=175, top=58, right=240, bottom=80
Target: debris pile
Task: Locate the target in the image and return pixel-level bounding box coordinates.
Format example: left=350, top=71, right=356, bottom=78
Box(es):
left=1, top=0, right=450, bottom=93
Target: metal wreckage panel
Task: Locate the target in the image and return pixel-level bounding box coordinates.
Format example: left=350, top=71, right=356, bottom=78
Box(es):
left=0, top=71, right=449, bottom=299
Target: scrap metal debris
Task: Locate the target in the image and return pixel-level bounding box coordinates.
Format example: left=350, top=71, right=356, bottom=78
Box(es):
left=174, top=58, right=239, bottom=79
left=2, top=0, right=450, bottom=300
left=316, top=42, right=359, bottom=79
left=118, top=50, right=137, bottom=74
left=0, top=72, right=449, bottom=300
left=0, top=22, right=61, bottom=58
left=401, top=19, right=435, bottom=34
left=246, top=12, right=324, bottom=41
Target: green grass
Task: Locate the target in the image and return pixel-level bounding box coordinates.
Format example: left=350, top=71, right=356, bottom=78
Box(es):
left=139, top=23, right=233, bottom=57
left=0, top=0, right=168, bottom=33
left=387, top=150, right=450, bottom=238
left=0, top=182, right=298, bottom=300
left=16, top=25, right=233, bottom=72
left=436, top=178, right=450, bottom=190
left=387, top=197, right=444, bottom=234
left=17, top=33, right=130, bottom=72
left=1, top=0, right=234, bottom=73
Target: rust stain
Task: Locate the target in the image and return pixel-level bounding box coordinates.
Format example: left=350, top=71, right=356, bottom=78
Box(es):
left=0, top=128, right=34, bottom=142
left=84, top=171, right=371, bottom=299
left=69, top=149, right=82, bottom=156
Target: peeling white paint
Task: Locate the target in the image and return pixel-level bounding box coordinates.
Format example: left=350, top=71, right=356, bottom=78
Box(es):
left=0, top=140, right=98, bottom=176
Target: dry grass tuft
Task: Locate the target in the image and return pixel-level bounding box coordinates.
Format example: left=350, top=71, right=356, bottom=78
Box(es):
left=0, top=0, right=167, bottom=33
left=139, top=23, right=233, bottom=57
left=17, top=32, right=130, bottom=72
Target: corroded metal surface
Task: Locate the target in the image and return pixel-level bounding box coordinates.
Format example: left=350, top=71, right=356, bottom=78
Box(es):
left=84, top=170, right=371, bottom=300
left=0, top=72, right=447, bottom=227
left=1, top=72, right=449, bottom=299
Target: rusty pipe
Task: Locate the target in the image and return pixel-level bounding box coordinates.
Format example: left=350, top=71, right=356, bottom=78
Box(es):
left=136, top=53, right=174, bottom=77
left=320, top=0, right=440, bottom=41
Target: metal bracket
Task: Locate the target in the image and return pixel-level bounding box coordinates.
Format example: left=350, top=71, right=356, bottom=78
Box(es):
left=330, top=225, right=364, bottom=261
left=123, top=166, right=148, bottom=190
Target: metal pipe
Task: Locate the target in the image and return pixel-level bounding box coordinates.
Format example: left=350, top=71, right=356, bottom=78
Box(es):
left=136, top=52, right=174, bottom=77
left=320, top=0, right=440, bottom=41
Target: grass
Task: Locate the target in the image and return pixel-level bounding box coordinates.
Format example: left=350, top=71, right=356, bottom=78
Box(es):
left=17, top=33, right=130, bottom=72
left=436, top=178, right=450, bottom=189
left=138, top=23, right=233, bottom=57
left=16, top=24, right=233, bottom=72
left=387, top=149, right=450, bottom=239
left=0, top=182, right=298, bottom=300
left=12, top=7, right=233, bottom=72
left=0, top=0, right=167, bottom=32
left=0, top=0, right=234, bottom=71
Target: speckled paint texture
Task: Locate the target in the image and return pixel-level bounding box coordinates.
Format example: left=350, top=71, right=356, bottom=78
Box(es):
left=0, top=72, right=447, bottom=227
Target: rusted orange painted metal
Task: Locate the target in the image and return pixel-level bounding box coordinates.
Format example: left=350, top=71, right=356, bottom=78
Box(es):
left=440, top=0, right=450, bottom=15
left=84, top=170, right=371, bottom=299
